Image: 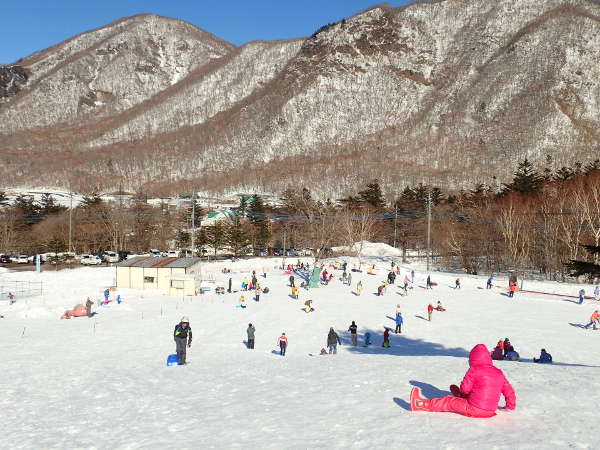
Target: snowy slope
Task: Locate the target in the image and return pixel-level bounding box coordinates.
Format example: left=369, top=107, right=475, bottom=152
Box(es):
left=1, top=258, right=598, bottom=449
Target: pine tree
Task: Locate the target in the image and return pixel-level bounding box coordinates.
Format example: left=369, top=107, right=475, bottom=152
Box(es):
left=39, top=193, right=66, bottom=217
left=358, top=180, right=386, bottom=210
left=0, top=191, right=8, bottom=207
left=248, top=194, right=271, bottom=247
left=566, top=245, right=600, bottom=281
left=13, top=194, right=40, bottom=225
left=205, top=222, right=226, bottom=256
left=503, top=159, right=544, bottom=194
left=80, top=192, right=104, bottom=209
left=225, top=217, right=251, bottom=256
left=554, top=166, right=574, bottom=181
left=584, top=159, right=600, bottom=175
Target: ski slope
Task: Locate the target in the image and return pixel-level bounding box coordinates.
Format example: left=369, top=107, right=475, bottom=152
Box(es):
left=1, top=258, right=598, bottom=449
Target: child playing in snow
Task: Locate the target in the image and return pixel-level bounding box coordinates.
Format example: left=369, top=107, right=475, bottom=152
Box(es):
left=533, top=348, right=552, bottom=364
left=356, top=281, right=363, bottom=296
left=455, top=278, right=461, bottom=289
left=382, top=328, right=390, bottom=347
left=364, top=332, right=372, bottom=346
left=236, top=296, right=247, bottom=308
left=411, top=344, right=516, bottom=418
left=304, top=300, right=314, bottom=313
left=435, top=301, right=446, bottom=311
left=585, top=310, right=599, bottom=330
left=490, top=345, right=503, bottom=361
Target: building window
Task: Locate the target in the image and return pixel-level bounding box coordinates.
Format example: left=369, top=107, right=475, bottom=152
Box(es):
left=144, top=276, right=155, bottom=283
left=170, top=280, right=185, bottom=289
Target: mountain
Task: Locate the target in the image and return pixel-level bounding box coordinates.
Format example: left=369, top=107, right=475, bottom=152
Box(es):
left=1, top=0, right=599, bottom=197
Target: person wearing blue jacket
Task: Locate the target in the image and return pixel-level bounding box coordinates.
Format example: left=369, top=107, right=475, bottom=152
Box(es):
left=533, top=348, right=552, bottom=364
left=395, top=312, right=404, bottom=334
left=486, top=277, right=493, bottom=289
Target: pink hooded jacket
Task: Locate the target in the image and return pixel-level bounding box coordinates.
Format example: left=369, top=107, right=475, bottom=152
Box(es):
left=460, top=344, right=516, bottom=412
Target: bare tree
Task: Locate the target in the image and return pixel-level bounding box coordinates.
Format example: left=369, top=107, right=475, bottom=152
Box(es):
left=339, top=205, right=377, bottom=269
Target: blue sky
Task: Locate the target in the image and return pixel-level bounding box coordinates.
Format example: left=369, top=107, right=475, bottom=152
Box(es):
left=2, top=0, right=410, bottom=64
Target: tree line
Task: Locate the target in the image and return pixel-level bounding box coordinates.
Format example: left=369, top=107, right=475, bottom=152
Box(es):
left=0, top=157, right=598, bottom=280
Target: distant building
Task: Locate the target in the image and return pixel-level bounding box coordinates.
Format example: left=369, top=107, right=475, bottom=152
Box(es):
left=201, top=209, right=236, bottom=226
left=115, top=257, right=202, bottom=296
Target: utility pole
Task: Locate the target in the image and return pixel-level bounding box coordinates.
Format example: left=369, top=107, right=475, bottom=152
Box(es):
left=426, top=191, right=432, bottom=272
left=191, top=190, right=196, bottom=257
left=282, top=228, right=287, bottom=269
left=393, top=204, right=398, bottom=249
left=68, top=189, right=73, bottom=253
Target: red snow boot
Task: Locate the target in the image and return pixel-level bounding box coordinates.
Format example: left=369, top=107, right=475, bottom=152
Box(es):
left=410, top=387, right=430, bottom=412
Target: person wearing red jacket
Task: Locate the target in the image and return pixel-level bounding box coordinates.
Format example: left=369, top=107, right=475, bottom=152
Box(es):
left=410, top=344, right=516, bottom=418
left=427, top=304, right=434, bottom=321
left=277, top=333, right=288, bottom=356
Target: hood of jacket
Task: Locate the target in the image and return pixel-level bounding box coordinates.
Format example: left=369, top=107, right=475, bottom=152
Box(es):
left=469, top=344, right=492, bottom=367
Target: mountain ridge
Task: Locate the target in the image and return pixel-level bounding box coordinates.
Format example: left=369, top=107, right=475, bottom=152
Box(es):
left=1, top=0, right=599, bottom=197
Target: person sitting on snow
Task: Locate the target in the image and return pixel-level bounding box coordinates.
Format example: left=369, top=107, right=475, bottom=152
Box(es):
left=533, top=348, right=552, bottom=364
left=304, top=299, right=314, bottom=313
left=585, top=310, right=599, bottom=330
left=490, top=346, right=503, bottom=361
left=236, top=296, right=247, bottom=308
left=410, top=344, right=516, bottom=418
left=504, top=345, right=520, bottom=361
left=435, top=301, right=446, bottom=311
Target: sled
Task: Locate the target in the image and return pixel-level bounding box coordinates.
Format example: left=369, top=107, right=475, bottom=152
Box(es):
left=167, top=354, right=180, bottom=366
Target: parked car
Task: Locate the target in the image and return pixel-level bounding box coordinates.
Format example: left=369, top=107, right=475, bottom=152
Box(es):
left=103, top=251, right=119, bottom=263
left=80, top=254, right=102, bottom=265
left=166, top=250, right=180, bottom=258
left=149, top=249, right=162, bottom=257
left=0, top=255, right=12, bottom=264
left=17, top=255, right=29, bottom=264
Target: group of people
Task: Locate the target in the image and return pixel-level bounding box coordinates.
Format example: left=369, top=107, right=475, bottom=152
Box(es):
left=490, top=338, right=521, bottom=361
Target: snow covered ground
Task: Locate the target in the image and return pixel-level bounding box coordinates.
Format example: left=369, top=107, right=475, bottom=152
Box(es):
left=1, top=257, right=599, bottom=449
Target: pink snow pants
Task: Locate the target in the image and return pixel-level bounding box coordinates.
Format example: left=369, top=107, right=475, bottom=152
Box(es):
left=429, top=396, right=496, bottom=418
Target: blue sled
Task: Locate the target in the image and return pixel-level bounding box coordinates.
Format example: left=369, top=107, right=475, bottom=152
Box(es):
left=167, top=354, right=182, bottom=366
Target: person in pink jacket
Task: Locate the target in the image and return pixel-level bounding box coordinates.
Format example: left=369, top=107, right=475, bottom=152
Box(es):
left=410, top=343, right=516, bottom=418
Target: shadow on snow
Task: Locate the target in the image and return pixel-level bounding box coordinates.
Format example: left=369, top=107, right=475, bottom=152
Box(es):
left=345, top=329, right=470, bottom=358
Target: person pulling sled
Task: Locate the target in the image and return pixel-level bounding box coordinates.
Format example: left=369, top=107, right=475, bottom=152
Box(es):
left=173, top=317, right=192, bottom=365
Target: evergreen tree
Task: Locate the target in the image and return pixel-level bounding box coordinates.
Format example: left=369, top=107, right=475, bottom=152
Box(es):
left=503, top=159, right=544, bottom=194
left=13, top=194, right=40, bottom=225
left=205, top=222, right=227, bottom=256
left=182, top=196, right=204, bottom=228
left=358, top=180, right=386, bottom=210
left=553, top=166, right=574, bottom=181
left=566, top=245, right=600, bottom=281
left=80, top=192, right=104, bottom=209
left=175, top=229, right=190, bottom=248
left=248, top=194, right=271, bottom=247
left=39, top=193, right=67, bottom=217
left=584, top=159, right=600, bottom=175
left=0, top=191, right=8, bottom=207
left=225, top=216, right=251, bottom=256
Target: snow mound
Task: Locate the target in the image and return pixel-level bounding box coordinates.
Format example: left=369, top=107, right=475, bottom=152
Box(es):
left=332, top=241, right=402, bottom=257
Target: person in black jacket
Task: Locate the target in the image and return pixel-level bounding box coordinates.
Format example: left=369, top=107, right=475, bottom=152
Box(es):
left=289, top=275, right=295, bottom=287
left=327, top=327, right=341, bottom=354
left=348, top=321, right=358, bottom=346
left=174, top=316, right=192, bottom=364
